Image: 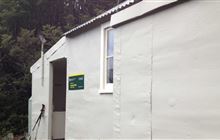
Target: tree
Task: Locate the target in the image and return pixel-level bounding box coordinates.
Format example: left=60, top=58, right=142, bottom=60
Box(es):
left=0, top=29, right=39, bottom=136
left=42, top=25, right=63, bottom=51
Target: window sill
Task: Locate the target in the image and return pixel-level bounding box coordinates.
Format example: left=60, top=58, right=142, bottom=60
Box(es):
left=98, top=89, right=113, bottom=94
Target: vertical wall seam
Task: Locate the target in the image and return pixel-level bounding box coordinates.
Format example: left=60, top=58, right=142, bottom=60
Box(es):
left=150, top=24, right=154, bottom=140
left=113, top=28, right=121, bottom=137
left=118, top=28, right=122, bottom=137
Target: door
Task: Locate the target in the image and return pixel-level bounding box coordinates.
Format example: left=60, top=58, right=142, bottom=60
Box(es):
left=51, top=58, right=67, bottom=140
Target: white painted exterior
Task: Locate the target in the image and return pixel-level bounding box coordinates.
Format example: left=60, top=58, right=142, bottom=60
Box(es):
left=30, top=0, right=220, bottom=139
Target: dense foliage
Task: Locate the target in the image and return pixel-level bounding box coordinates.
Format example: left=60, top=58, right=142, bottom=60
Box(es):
left=0, top=0, right=124, bottom=136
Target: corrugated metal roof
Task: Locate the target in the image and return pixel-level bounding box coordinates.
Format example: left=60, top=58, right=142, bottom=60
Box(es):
left=63, top=0, right=137, bottom=36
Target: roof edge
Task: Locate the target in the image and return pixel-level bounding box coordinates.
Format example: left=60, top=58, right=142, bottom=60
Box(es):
left=63, top=0, right=140, bottom=37
left=30, top=36, right=66, bottom=73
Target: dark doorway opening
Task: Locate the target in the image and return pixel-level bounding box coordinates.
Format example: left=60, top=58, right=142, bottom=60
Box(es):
left=51, top=58, right=66, bottom=140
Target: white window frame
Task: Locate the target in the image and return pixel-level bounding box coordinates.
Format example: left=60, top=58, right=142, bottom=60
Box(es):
left=99, top=22, right=114, bottom=94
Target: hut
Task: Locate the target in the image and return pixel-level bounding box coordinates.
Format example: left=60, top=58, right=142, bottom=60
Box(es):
left=30, top=0, right=220, bottom=139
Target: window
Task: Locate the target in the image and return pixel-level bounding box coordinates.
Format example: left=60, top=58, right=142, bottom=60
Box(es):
left=106, top=29, right=114, bottom=84
left=99, top=25, right=114, bottom=94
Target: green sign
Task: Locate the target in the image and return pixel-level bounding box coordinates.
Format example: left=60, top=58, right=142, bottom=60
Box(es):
left=68, top=74, right=84, bottom=90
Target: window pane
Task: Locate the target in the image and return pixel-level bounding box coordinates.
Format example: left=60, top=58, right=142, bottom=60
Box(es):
left=107, top=57, right=113, bottom=83
left=107, top=29, right=114, bottom=57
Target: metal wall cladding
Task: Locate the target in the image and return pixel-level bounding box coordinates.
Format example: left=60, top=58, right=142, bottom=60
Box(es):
left=113, top=0, right=220, bottom=139
left=113, top=20, right=153, bottom=139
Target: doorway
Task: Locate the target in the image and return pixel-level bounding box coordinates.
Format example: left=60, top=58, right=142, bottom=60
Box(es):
left=51, top=58, right=67, bottom=140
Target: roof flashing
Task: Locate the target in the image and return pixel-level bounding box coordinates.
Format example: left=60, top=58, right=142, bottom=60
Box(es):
left=63, top=0, right=138, bottom=37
